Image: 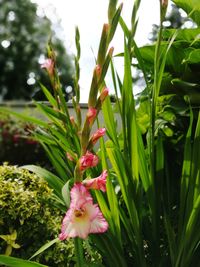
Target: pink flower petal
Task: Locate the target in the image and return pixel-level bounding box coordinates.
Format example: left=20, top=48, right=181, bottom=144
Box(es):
left=91, top=128, right=106, bottom=145
left=41, top=58, right=54, bottom=76
left=89, top=205, right=109, bottom=234
left=86, top=107, right=97, bottom=124
left=79, top=151, right=99, bottom=171
left=59, top=183, right=108, bottom=240
left=70, top=183, right=93, bottom=207
left=83, top=170, right=108, bottom=192
left=100, top=87, right=109, bottom=102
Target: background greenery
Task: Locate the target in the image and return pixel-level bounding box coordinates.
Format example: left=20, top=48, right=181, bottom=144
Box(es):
left=0, top=0, right=74, bottom=101
left=0, top=113, right=51, bottom=167
left=0, top=164, right=75, bottom=267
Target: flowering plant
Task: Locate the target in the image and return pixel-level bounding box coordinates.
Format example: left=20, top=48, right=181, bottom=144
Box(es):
left=0, top=0, right=200, bottom=266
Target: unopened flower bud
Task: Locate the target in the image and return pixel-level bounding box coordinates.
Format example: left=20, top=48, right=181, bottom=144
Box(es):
left=70, top=116, right=75, bottom=125
left=66, top=152, right=77, bottom=162
left=96, top=64, right=102, bottom=79
left=100, top=87, right=109, bottom=102
left=83, top=170, right=108, bottom=192
left=79, top=151, right=99, bottom=171
left=41, top=58, right=54, bottom=76
left=86, top=107, right=97, bottom=124
left=91, top=128, right=106, bottom=145
left=108, top=47, right=114, bottom=57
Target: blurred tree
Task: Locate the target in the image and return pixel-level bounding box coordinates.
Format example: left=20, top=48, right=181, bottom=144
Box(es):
left=148, top=4, right=195, bottom=42
left=0, top=0, right=74, bottom=101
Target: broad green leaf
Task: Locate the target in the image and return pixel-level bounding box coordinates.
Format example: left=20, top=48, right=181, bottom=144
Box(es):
left=183, top=49, right=200, bottom=64
left=0, top=255, right=47, bottom=267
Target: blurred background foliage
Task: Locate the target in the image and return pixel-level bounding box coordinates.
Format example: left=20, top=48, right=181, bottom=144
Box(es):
left=0, top=0, right=74, bottom=101
left=0, top=112, right=52, bottom=168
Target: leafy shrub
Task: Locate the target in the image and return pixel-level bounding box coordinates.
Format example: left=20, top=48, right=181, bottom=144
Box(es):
left=0, top=164, right=75, bottom=266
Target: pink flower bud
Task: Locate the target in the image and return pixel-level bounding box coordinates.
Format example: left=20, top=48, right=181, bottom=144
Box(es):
left=91, top=128, right=106, bottom=145
left=100, top=87, right=109, bottom=102
left=41, top=58, right=54, bottom=76
left=108, top=47, right=114, bottom=57
left=70, top=116, right=75, bottom=125
left=86, top=107, right=97, bottom=124
left=67, top=152, right=74, bottom=162
left=79, top=151, right=99, bottom=171
left=95, top=64, right=101, bottom=79
left=83, top=170, right=108, bottom=192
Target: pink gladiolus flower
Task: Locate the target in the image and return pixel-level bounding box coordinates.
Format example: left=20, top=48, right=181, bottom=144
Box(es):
left=80, top=151, right=99, bottom=171
left=86, top=107, right=97, bottom=124
left=59, top=183, right=108, bottom=240
left=100, top=87, right=109, bottom=102
left=41, top=58, right=54, bottom=76
left=83, top=170, right=108, bottom=192
left=91, top=128, right=106, bottom=145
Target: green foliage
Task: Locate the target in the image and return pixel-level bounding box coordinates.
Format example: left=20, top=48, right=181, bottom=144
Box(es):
left=0, top=0, right=74, bottom=100
left=0, top=255, right=48, bottom=267
left=0, top=164, right=75, bottom=266
left=172, top=0, right=200, bottom=26
left=0, top=113, right=50, bottom=167
left=1, top=0, right=200, bottom=266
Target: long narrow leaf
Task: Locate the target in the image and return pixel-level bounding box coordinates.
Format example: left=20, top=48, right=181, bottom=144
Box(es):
left=0, top=256, right=47, bottom=267
left=21, top=165, right=64, bottom=200
left=29, top=238, right=59, bottom=260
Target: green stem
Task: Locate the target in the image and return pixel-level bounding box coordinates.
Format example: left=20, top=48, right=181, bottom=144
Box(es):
left=74, top=237, right=84, bottom=267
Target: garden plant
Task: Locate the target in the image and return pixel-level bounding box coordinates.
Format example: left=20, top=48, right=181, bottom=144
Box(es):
left=0, top=0, right=200, bottom=266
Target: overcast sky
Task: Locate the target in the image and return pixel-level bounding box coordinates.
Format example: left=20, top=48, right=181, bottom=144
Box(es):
left=33, top=0, right=161, bottom=102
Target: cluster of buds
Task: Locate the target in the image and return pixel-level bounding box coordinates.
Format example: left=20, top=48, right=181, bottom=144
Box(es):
left=60, top=94, right=109, bottom=240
